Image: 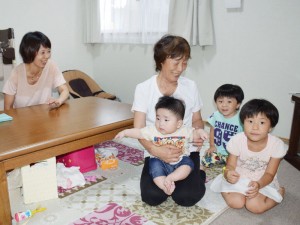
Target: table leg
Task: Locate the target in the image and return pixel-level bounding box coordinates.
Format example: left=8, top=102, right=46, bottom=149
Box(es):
left=0, top=162, right=12, bottom=225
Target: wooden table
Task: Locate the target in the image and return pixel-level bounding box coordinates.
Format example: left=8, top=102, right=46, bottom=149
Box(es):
left=285, top=94, right=300, bottom=170
left=0, top=97, right=133, bottom=225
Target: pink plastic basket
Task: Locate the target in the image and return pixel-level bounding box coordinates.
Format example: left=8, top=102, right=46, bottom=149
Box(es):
left=56, top=146, right=97, bottom=173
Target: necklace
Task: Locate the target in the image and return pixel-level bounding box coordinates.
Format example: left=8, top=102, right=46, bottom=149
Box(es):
left=27, top=70, right=42, bottom=84
left=29, top=74, right=40, bottom=80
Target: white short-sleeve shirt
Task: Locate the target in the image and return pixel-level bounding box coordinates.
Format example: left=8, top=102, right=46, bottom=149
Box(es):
left=132, top=75, right=203, bottom=127
left=132, top=75, right=203, bottom=157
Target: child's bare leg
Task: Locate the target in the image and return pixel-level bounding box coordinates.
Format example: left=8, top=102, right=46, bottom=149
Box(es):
left=153, top=176, right=171, bottom=195
left=221, top=192, right=246, bottom=209
left=245, top=187, right=285, bottom=214
left=164, top=165, right=192, bottom=194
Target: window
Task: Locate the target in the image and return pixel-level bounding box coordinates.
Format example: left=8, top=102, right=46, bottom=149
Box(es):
left=84, top=0, right=170, bottom=44
left=84, top=0, right=214, bottom=46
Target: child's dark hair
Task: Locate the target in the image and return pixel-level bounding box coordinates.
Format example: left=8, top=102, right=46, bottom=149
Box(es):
left=155, top=96, right=185, bottom=120
left=214, top=84, right=244, bottom=104
left=240, top=99, right=279, bottom=127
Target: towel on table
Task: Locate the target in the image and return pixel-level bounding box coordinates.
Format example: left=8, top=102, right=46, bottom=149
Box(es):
left=0, top=113, right=13, bottom=122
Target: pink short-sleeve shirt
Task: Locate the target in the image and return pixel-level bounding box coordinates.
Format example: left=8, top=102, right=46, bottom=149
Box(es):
left=3, top=59, right=66, bottom=108
left=227, top=132, right=286, bottom=183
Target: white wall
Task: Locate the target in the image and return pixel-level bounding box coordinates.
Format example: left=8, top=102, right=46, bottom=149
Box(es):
left=193, top=0, right=300, bottom=138
left=0, top=0, right=94, bottom=108
left=1, top=0, right=299, bottom=139
left=0, top=0, right=94, bottom=72
left=92, top=0, right=300, bottom=139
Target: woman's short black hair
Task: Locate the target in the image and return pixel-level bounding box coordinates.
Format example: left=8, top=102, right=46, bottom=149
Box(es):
left=239, top=99, right=279, bottom=127
left=19, top=31, right=51, bottom=63
left=153, top=35, right=191, bottom=72
left=214, top=84, right=244, bottom=104
left=155, top=96, right=185, bottom=120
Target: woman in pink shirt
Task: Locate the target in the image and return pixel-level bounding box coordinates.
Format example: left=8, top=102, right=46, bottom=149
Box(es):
left=3, top=31, right=69, bottom=110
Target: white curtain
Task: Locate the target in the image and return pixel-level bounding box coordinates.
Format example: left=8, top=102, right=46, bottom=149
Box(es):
left=83, top=0, right=102, bottom=43
left=168, top=0, right=214, bottom=46
left=83, top=0, right=170, bottom=44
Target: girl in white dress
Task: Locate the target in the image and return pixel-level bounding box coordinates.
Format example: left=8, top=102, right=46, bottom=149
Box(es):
left=210, top=99, right=286, bottom=214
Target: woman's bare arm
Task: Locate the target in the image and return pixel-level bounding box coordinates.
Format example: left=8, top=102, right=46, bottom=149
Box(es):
left=192, top=110, right=204, bottom=129
left=191, top=110, right=205, bottom=148
left=4, top=94, right=15, bottom=110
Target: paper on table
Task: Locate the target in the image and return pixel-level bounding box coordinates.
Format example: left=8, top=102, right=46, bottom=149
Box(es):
left=0, top=113, right=13, bottom=122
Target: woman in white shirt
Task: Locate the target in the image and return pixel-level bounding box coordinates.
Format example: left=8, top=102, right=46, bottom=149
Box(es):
left=132, top=35, right=206, bottom=206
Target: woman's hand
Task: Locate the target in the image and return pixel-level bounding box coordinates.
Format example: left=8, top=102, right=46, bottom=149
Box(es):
left=48, top=98, right=63, bottom=109
left=152, top=144, right=183, bottom=163
left=192, top=136, right=204, bottom=149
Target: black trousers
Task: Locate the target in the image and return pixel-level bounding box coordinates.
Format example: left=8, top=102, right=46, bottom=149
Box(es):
left=140, top=152, right=206, bottom=206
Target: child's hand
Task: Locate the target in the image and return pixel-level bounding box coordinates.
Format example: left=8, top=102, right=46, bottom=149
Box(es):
left=246, top=181, right=260, bottom=199
left=114, top=131, right=125, bottom=139
left=226, top=170, right=240, bottom=184
left=205, top=146, right=216, bottom=156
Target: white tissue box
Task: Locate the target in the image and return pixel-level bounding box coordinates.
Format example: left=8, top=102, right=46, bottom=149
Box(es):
left=21, top=157, right=58, bottom=204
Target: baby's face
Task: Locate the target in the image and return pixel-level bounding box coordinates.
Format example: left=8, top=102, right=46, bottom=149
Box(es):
left=155, top=108, right=182, bottom=135
left=216, top=96, right=240, bottom=118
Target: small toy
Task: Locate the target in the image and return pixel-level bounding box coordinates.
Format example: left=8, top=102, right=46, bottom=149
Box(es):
left=14, top=206, right=46, bottom=222
left=96, top=153, right=118, bottom=170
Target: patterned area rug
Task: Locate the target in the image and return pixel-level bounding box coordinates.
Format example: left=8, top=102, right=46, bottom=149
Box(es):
left=69, top=202, right=148, bottom=225
left=58, top=177, right=107, bottom=198
left=128, top=198, right=213, bottom=225
left=205, top=164, right=223, bottom=183
left=65, top=141, right=228, bottom=225
left=58, top=141, right=144, bottom=199
left=10, top=140, right=228, bottom=225
left=59, top=140, right=222, bottom=199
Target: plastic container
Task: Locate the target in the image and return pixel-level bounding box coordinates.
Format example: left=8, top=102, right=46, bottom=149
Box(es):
left=56, top=146, right=97, bottom=173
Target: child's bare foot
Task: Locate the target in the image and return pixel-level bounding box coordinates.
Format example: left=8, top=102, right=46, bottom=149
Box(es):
left=162, top=186, right=172, bottom=195
left=165, top=177, right=176, bottom=194
left=154, top=176, right=171, bottom=195
left=170, top=182, right=175, bottom=193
